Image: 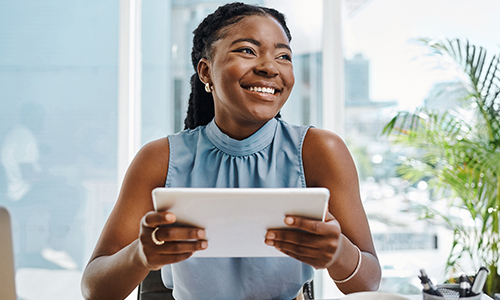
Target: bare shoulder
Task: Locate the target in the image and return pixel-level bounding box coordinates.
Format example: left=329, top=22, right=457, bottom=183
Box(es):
left=134, top=137, right=170, bottom=166
left=138, top=137, right=169, bottom=159
left=303, top=127, right=348, bottom=154
left=302, top=128, right=357, bottom=188
left=120, top=136, right=171, bottom=206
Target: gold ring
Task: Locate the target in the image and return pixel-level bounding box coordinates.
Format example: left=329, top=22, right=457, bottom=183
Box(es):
left=151, top=227, right=164, bottom=246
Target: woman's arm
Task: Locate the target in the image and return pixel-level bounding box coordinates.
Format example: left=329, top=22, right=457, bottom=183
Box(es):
left=265, top=128, right=381, bottom=293
left=81, top=138, right=206, bottom=300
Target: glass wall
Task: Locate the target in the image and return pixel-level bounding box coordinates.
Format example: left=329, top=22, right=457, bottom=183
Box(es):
left=0, top=1, right=119, bottom=299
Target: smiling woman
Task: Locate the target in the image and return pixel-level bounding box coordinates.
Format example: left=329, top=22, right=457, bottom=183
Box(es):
left=197, top=14, right=294, bottom=139
left=81, top=2, right=381, bottom=300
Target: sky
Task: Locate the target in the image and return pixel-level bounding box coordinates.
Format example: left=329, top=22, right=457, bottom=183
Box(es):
left=265, top=0, right=500, bottom=110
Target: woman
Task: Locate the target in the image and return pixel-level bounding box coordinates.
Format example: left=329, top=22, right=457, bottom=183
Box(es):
left=81, top=2, right=381, bottom=299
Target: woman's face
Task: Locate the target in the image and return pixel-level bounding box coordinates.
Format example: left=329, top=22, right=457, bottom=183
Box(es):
left=199, top=14, right=294, bottom=139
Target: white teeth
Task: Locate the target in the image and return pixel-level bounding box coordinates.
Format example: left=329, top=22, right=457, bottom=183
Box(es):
left=248, top=87, right=275, bottom=94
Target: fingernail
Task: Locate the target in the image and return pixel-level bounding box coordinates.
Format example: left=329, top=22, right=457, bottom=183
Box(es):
left=165, top=214, right=175, bottom=222
left=201, top=241, right=208, bottom=249
left=285, top=217, right=294, bottom=225
left=266, top=232, right=276, bottom=239
left=197, top=229, right=205, bottom=238
left=265, top=240, right=274, bottom=246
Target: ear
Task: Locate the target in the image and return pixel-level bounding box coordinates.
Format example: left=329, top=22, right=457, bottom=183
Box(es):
left=197, top=58, right=211, bottom=85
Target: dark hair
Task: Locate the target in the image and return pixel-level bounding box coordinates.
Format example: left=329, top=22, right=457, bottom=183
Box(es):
left=183, top=2, right=292, bottom=130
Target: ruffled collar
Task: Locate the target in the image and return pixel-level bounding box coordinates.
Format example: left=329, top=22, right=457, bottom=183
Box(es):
left=205, top=118, right=278, bottom=156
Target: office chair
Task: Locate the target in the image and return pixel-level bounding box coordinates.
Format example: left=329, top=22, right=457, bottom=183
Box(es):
left=137, top=270, right=314, bottom=300
left=137, top=270, right=174, bottom=300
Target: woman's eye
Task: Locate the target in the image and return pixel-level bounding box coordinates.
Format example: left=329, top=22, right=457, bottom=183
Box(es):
left=236, top=48, right=254, bottom=55
left=278, top=54, right=292, bottom=62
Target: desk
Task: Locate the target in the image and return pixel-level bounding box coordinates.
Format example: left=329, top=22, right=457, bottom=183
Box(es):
left=398, top=295, right=492, bottom=300
left=331, top=294, right=493, bottom=300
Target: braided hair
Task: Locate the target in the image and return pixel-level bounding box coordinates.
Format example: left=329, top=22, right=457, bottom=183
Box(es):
left=183, top=2, right=292, bottom=129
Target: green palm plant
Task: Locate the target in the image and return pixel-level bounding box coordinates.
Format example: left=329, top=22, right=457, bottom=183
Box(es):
left=382, top=38, right=500, bottom=296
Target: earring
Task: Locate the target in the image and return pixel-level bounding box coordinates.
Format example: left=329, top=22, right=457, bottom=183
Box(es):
left=205, top=82, right=212, bottom=93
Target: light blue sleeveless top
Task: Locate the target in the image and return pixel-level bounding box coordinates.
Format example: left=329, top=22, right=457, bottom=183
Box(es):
left=161, top=118, right=314, bottom=300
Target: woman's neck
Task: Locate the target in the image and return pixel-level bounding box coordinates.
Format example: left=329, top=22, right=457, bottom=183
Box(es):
left=213, top=117, right=274, bottom=140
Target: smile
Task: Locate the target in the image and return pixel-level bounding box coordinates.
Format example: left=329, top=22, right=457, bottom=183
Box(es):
left=246, top=87, right=276, bottom=95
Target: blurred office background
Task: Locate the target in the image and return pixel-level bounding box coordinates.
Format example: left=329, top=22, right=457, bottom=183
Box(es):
left=0, top=0, right=499, bottom=299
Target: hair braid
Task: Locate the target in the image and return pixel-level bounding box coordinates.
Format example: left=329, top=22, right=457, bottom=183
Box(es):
left=184, top=73, right=215, bottom=129
left=183, top=2, right=291, bottom=130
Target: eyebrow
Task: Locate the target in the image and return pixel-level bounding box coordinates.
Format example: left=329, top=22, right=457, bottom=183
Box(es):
left=230, top=38, right=292, bottom=52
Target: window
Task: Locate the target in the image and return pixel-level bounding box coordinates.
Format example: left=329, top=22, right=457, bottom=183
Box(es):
left=0, top=1, right=119, bottom=299
left=343, top=0, right=500, bottom=295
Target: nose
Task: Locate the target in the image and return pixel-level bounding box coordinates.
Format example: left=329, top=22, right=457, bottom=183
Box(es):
left=254, top=57, right=279, bottom=77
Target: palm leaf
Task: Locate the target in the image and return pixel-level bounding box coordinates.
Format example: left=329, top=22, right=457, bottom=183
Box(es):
left=384, top=38, right=500, bottom=295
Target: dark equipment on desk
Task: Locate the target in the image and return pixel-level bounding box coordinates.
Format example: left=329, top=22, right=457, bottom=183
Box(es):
left=419, top=267, right=488, bottom=299
left=419, top=269, right=444, bottom=296
left=459, top=274, right=471, bottom=298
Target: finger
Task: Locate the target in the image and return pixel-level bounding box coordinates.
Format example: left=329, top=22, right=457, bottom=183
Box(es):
left=265, top=230, right=339, bottom=253
left=267, top=238, right=318, bottom=259
left=140, top=237, right=208, bottom=270
left=283, top=216, right=341, bottom=236
left=265, top=230, right=322, bottom=247
left=143, top=211, right=177, bottom=228
left=266, top=237, right=337, bottom=269
left=276, top=247, right=324, bottom=269
left=151, top=226, right=206, bottom=242
left=157, top=240, right=209, bottom=254
left=265, top=237, right=326, bottom=269
left=144, top=249, right=198, bottom=270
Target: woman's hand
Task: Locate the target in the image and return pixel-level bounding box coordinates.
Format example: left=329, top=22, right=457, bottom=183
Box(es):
left=138, top=211, right=208, bottom=270
left=265, top=213, right=342, bottom=269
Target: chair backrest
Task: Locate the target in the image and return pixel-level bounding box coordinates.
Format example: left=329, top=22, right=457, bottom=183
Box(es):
left=136, top=269, right=314, bottom=300
left=0, top=207, right=17, bottom=300
left=137, top=270, right=174, bottom=300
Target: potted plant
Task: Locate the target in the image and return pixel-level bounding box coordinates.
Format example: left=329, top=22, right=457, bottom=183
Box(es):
left=382, top=38, right=500, bottom=296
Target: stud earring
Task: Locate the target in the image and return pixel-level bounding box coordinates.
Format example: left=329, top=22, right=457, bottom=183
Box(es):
left=205, top=82, right=212, bottom=93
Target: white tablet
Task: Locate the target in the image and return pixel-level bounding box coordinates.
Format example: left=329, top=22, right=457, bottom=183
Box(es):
left=152, top=187, right=329, bottom=257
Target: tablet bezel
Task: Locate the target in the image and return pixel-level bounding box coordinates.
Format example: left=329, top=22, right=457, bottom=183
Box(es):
left=152, top=187, right=329, bottom=257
